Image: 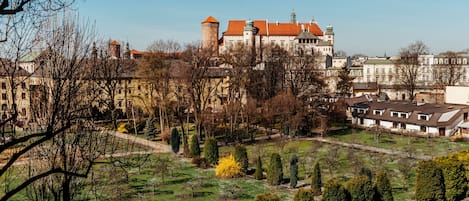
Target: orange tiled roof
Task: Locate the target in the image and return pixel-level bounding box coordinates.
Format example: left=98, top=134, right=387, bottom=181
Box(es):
left=130, top=49, right=146, bottom=55
left=110, top=40, right=120, bottom=45
left=224, top=20, right=323, bottom=36
left=202, top=16, right=219, bottom=24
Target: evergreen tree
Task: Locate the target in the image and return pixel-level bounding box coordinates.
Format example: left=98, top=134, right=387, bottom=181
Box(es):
left=267, top=153, right=283, bottom=185
left=359, top=167, right=373, bottom=181
left=436, top=158, right=466, bottom=201
left=336, top=67, right=354, bottom=97
left=415, top=160, right=446, bottom=201
left=203, top=138, right=219, bottom=165
left=290, top=154, right=299, bottom=188
left=189, top=134, right=200, bottom=158
left=144, top=116, right=157, bottom=139
left=293, top=188, right=313, bottom=201
left=311, top=162, right=322, bottom=195
left=322, top=179, right=350, bottom=201
left=375, top=169, right=393, bottom=201
left=255, top=192, right=281, bottom=201
left=234, top=144, right=249, bottom=173
left=254, top=156, right=264, bottom=180
left=170, top=127, right=180, bottom=153
left=346, top=175, right=375, bottom=201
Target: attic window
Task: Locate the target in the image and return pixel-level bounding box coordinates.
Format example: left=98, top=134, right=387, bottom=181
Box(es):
left=373, top=110, right=384, bottom=116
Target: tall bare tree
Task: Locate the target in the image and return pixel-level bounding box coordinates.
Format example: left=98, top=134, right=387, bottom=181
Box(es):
left=395, top=41, right=428, bottom=101
left=433, top=51, right=464, bottom=89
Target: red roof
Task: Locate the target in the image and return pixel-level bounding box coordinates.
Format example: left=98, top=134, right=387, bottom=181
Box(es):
left=110, top=40, right=120, bottom=45
left=202, top=16, right=219, bottom=24
left=224, top=20, right=323, bottom=36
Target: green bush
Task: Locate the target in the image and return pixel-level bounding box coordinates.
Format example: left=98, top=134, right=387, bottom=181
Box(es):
left=311, top=162, right=322, bottom=195
left=254, top=156, right=263, bottom=180
left=374, top=169, right=393, bottom=201
left=267, top=153, right=283, bottom=185
left=144, top=117, right=157, bottom=139
left=203, top=138, right=219, bottom=165
left=189, top=134, right=200, bottom=158
left=255, top=192, right=281, bottom=201
left=293, top=188, right=313, bottom=201
left=322, top=179, right=350, bottom=201
left=234, top=144, right=249, bottom=173
left=346, top=175, right=375, bottom=201
left=290, top=154, right=298, bottom=188
left=191, top=156, right=209, bottom=169
left=415, top=160, right=446, bottom=201
left=170, top=128, right=180, bottom=153
left=435, top=158, right=467, bottom=201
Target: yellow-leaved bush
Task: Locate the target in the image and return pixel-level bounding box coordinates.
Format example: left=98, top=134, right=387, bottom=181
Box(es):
left=215, top=154, right=241, bottom=178
left=117, top=123, right=128, bottom=133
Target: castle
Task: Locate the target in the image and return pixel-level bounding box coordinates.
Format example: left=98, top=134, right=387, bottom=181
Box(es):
left=201, top=11, right=335, bottom=57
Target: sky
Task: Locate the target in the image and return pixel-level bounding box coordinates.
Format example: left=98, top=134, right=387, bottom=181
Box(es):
left=77, top=0, right=469, bottom=57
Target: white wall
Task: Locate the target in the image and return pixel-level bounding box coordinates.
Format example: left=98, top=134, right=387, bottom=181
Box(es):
left=363, top=118, right=375, bottom=127
left=380, top=121, right=393, bottom=129
left=446, top=86, right=469, bottom=105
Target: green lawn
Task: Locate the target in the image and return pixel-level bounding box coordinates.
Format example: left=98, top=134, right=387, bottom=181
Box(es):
left=325, top=129, right=469, bottom=157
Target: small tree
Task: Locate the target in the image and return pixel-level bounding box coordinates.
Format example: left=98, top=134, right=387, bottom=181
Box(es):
left=415, top=160, right=446, bottom=201
left=267, top=153, right=283, bottom=185
left=189, top=134, right=201, bottom=158
left=293, top=188, right=314, bottom=201
left=254, top=156, right=264, bottom=180
left=290, top=154, right=299, bottom=188
left=375, top=169, right=393, bottom=201
left=322, top=179, right=350, bottom=201
left=234, top=144, right=249, bottom=173
left=144, top=116, right=157, bottom=139
left=215, top=155, right=241, bottom=178
left=435, top=158, right=466, bottom=201
left=346, top=176, right=376, bottom=201
left=204, top=138, right=219, bottom=165
left=311, top=162, right=322, bottom=195
left=170, top=128, right=180, bottom=153
left=255, top=192, right=281, bottom=201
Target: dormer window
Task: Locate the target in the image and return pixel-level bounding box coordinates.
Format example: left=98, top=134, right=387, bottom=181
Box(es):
left=374, top=109, right=384, bottom=116
left=418, top=114, right=431, bottom=121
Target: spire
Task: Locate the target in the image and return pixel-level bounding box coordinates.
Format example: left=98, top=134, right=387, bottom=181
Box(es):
left=290, top=9, right=296, bottom=23
left=91, top=42, right=97, bottom=59
left=124, top=42, right=130, bottom=59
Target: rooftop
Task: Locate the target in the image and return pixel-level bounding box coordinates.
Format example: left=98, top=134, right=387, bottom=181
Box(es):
left=224, top=20, right=323, bottom=36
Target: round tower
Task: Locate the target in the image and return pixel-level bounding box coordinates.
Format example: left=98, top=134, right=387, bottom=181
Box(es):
left=201, top=16, right=219, bottom=56
left=109, top=40, right=121, bottom=58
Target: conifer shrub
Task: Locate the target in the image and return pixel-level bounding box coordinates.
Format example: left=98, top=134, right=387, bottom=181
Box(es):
left=374, top=169, right=394, bottom=201
left=290, top=154, right=299, bottom=188
left=189, top=134, right=201, bottom=158
left=170, top=127, right=180, bottom=153
left=311, top=161, right=322, bottom=195
left=434, top=157, right=466, bottom=201
left=293, top=188, right=313, bottom=201
left=346, top=175, right=375, bottom=201
left=322, top=179, right=350, bottom=201
left=255, top=192, right=281, bottom=201
left=415, top=160, right=446, bottom=201
left=203, top=138, right=219, bottom=165
left=215, top=154, right=241, bottom=178
left=191, top=156, right=209, bottom=169
left=267, top=153, right=283, bottom=185
left=254, top=156, right=264, bottom=180
left=234, top=144, right=249, bottom=173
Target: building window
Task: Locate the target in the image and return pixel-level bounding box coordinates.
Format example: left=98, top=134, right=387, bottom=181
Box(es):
left=1, top=83, right=5, bottom=90
left=1, top=104, right=6, bottom=111
left=401, top=123, right=406, bottom=129
left=392, top=122, right=398, bottom=128
left=420, top=125, right=427, bottom=132
left=418, top=114, right=428, bottom=121
left=137, top=85, right=141, bottom=90
left=118, top=89, right=122, bottom=94
left=118, top=100, right=123, bottom=107
left=21, top=82, right=26, bottom=89
left=1, top=93, right=6, bottom=100
left=391, top=112, right=398, bottom=117
left=21, top=108, right=26, bottom=116
left=21, top=93, right=26, bottom=99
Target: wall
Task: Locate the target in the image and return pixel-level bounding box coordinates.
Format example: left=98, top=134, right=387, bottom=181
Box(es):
left=445, top=86, right=469, bottom=105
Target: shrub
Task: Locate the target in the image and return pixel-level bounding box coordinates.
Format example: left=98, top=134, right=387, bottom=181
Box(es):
left=191, top=157, right=209, bottom=169
left=322, top=179, right=350, bottom=201
left=415, top=160, right=446, bottom=201
left=434, top=157, right=466, bottom=201
left=375, top=169, right=393, bottom=201
left=160, top=128, right=171, bottom=144
left=346, top=175, right=375, bottom=201
left=170, top=128, right=180, bottom=153
left=311, top=162, right=322, bottom=195
left=234, top=144, right=249, bottom=173
left=117, top=123, right=128, bottom=133
left=215, top=154, right=241, bottom=178
left=255, top=192, right=281, bottom=201
left=267, top=153, right=283, bottom=185
left=144, top=116, right=157, bottom=139
left=290, top=154, right=298, bottom=188
left=254, top=156, right=264, bottom=180
left=189, top=134, right=201, bottom=158
left=293, top=188, right=313, bottom=201
left=203, top=138, right=219, bottom=165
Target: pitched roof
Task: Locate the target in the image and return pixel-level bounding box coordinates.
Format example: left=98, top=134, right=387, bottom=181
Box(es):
left=202, top=16, right=219, bottom=24
left=110, top=40, right=120, bottom=45
left=224, top=20, right=323, bottom=36
left=19, top=51, right=42, bottom=62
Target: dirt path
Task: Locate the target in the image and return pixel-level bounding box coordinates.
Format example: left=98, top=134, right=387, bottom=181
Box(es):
left=109, top=130, right=172, bottom=153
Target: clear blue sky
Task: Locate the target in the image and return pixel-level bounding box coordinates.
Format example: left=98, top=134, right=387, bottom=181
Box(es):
left=77, top=0, right=469, bottom=56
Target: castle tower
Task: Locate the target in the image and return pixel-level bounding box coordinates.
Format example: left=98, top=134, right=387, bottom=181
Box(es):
left=290, top=10, right=296, bottom=23
left=325, top=25, right=335, bottom=46
left=109, top=40, right=121, bottom=58
left=201, top=16, right=219, bottom=56
left=243, top=20, right=256, bottom=47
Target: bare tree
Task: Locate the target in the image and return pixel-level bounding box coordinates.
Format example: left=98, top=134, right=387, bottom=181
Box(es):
left=336, top=67, right=354, bottom=97
left=395, top=41, right=428, bottom=101
left=433, top=51, right=464, bottom=89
